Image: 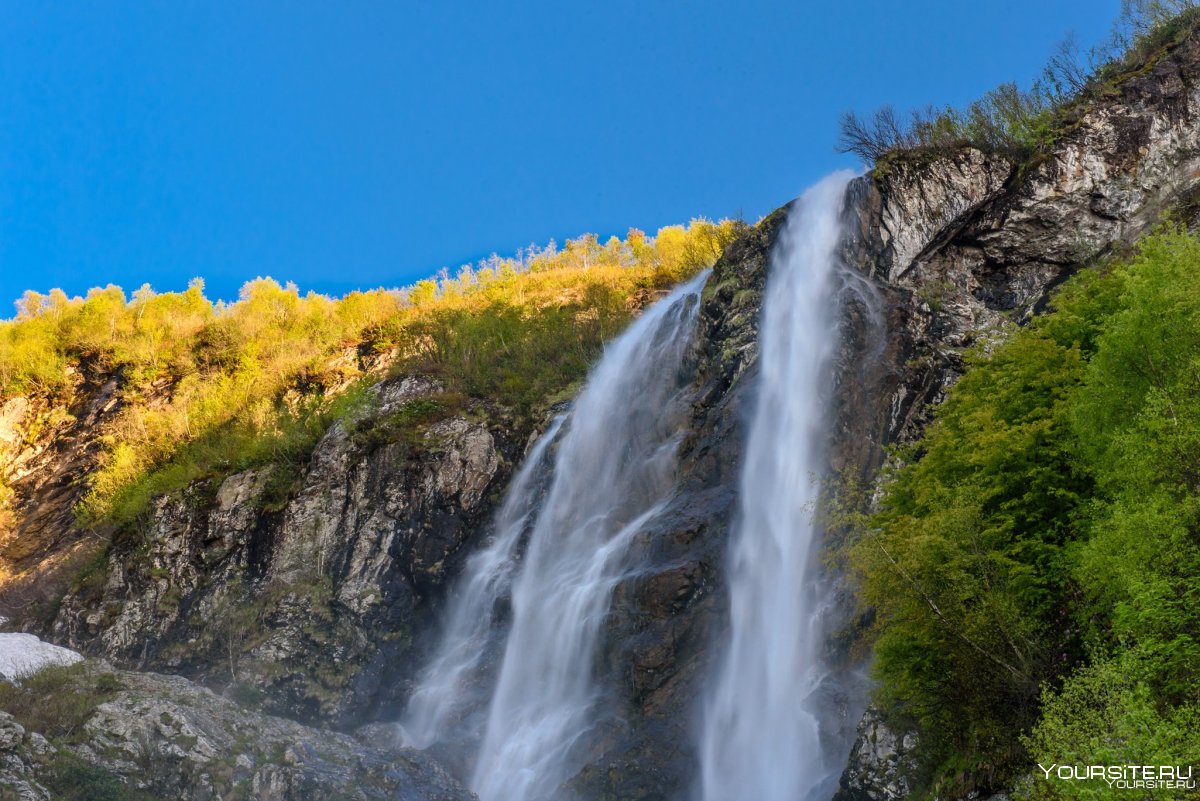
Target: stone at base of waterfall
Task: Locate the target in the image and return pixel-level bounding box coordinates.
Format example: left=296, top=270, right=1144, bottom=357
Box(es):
left=0, top=633, right=83, bottom=682
left=834, top=706, right=920, bottom=801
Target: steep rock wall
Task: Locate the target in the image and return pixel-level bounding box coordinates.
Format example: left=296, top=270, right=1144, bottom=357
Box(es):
left=48, top=375, right=526, bottom=727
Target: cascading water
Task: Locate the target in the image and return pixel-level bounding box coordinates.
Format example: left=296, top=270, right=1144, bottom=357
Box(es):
left=399, top=415, right=564, bottom=751
left=699, top=172, right=856, bottom=801
left=400, top=270, right=709, bottom=801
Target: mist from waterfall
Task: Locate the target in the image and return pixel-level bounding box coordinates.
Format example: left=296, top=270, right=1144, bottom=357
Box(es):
left=399, top=270, right=709, bottom=801
left=699, top=172, right=855, bottom=801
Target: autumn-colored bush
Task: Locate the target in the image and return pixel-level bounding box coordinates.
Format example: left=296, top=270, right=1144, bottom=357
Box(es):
left=0, top=218, right=743, bottom=530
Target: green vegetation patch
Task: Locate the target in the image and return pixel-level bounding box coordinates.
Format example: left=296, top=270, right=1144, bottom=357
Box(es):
left=0, top=663, right=121, bottom=742
left=41, top=751, right=163, bottom=801
left=0, top=219, right=744, bottom=538
left=350, top=393, right=465, bottom=453
left=845, top=227, right=1200, bottom=798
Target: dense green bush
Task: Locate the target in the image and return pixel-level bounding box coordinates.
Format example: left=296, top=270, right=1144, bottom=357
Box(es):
left=41, top=753, right=149, bottom=801
left=850, top=228, right=1200, bottom=798
left=1021, top=653, right=1200, bottom=800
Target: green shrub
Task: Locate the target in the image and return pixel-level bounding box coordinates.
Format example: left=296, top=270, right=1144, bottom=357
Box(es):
left=849, top=312, right=1096, bottom=791
left=1019, top=652, right=1200, bottom=801
left=42, top=753, right=141, bottom=801
left=0, top=663, right=119, bottom=742
left=850, top=229, right=1200, bottom=797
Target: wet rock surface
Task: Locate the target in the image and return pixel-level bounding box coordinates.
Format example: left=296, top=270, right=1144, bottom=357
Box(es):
left=832, top=708, right=920, bottom=801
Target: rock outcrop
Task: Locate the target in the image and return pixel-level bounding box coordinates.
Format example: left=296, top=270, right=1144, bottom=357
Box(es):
left=0, top=658, right=473, bottom=801
left=49, top=375, right=522, bottom=727
left=833, top=707, right=920, bottom=801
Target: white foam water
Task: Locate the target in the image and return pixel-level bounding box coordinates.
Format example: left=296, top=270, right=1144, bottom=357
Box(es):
left=398, top=415, right=564, bottom=750
left=699, top=172, right=855, bottom=801
left=400, top=270, right=710, bottom=801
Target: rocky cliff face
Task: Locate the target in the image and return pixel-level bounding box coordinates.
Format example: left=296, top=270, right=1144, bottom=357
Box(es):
left=5, top=22, right=1200, bottom=801
left=47, top=375, right=526, bottom=728
left=843, top=26, right=1200, bottom=446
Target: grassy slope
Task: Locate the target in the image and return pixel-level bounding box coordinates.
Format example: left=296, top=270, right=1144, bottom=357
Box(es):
left=0, top=218, right=744, bottom=556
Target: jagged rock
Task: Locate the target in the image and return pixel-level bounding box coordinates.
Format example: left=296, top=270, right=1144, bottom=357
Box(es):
left=0, top=660, right=474, bottom=801
left=832, top=707, right=919, bottom=801
left=0, top=397, right=30, bottom=451
left=51, top=374, right=518, bottom=725
left=872, top=148, right=1014, bottom=284
left=0, top=710, right=55, bottom=801
left=0, top=710, right=51, bottom=801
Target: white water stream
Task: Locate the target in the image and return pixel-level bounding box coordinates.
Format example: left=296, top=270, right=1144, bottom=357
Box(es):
left=402, top=173, right=861, bottom=801
left=699, top=171, right=855, bottom=801
left=399, top=415, right=564, bottom=750
left=400, top=271, right=709, bottom=801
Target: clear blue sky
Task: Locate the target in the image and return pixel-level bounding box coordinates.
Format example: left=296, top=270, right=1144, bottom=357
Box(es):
left=0, top=1, right=1118, bottom=313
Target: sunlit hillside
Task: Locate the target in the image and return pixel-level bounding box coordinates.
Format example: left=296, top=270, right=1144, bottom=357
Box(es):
left=0, top=218, right=743, bottom=535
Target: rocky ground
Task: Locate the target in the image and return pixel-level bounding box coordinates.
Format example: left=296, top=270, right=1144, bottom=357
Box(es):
left=0, top=633, right=473, bottom=801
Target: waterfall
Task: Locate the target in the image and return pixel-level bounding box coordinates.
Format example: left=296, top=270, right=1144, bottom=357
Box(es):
left=399, top=415, right=564, bottom=751
left=699, top=172, right=856, bottom=801
left=400, top=270, right=710, bottom=801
